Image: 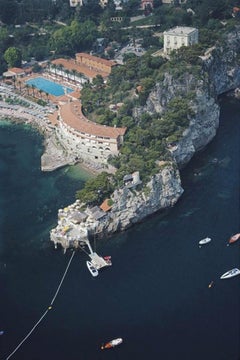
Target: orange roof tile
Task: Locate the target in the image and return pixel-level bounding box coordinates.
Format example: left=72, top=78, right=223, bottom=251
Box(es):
left=76, top=52, right=116, bottom=67
left=8, top=67, right=25, bottom=74
left=52, top=58, right=111, bottom=79
left=100, top=199, right=112, bottom=212
left=59, top=101, right=126, bottom=139
left=48, top=112, right=58, bottom=126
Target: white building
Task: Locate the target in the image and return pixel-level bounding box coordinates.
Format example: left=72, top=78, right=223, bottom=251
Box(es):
left=69, top=0, right=83, bottom=6
left=163, top=26, right=198, bottom=54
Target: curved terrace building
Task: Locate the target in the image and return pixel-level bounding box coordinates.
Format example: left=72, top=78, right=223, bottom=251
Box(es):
left=56, top=100, right=127, bottom=165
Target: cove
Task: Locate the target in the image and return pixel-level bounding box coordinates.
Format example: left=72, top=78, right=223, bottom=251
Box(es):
left=0, top=96, right=239, bottom=360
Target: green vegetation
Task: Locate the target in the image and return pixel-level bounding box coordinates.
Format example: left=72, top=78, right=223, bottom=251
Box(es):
left=76, top=172, right=115, bottom=205
left=0, top=0, right=239, bottom=204
left=4, top=47, right=22, bottom=67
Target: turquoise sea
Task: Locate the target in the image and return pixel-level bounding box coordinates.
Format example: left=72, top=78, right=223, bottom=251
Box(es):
left=0, top=96, right=240, bottom=360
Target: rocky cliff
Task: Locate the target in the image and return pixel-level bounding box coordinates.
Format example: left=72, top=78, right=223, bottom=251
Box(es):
left=142, top=27, right=240, bottom=168
left=50, top=163, right=183, bottom=250
left=50, top=27, right=240, bottom=248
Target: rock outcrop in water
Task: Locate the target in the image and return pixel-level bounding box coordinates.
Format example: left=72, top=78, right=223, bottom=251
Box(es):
left=50, top=27, right=240, bottom=249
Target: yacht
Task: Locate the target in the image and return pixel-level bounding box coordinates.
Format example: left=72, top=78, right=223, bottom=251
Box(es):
left=220, top=268, right=240, bottom=279
left=86, top=261, right=98, bottom=277
left=101, top=338, right=123, bottom=350
left=228, top=233, right=240, bottom=244
left=199, top=237, right=211, bottom=245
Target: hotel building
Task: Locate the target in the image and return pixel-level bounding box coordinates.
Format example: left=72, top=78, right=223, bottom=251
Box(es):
left=56, top=100, right=126, bottom=165
left=163, top=26, right=198, bottom=54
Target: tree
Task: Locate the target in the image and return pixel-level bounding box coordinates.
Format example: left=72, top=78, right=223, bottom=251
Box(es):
left=0, top=28, right=9, bottom=53
left=75, top=172, right=114, bottom=205
left=4, top=47, right=22, bottom=68
left=92, top=74, right=104, bottom=88
left=0, top=0, right=18, bottom=25
left=25, top=83, right=30, bottom=96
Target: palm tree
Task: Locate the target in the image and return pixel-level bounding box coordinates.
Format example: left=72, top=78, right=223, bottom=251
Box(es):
left=72, top=69, right=77, bottom=84
left=58, top=63, right=64, bottom=79
left=39, top=89, right=43, bottom=99
left=31, top=84, right=36, bottom=97
left=25, top=84, right=30, bottom=96
left=65, top=69, right=70, bottom=82
left=46, top=60, right=51, bottom=73
left=17, top=80, right=22, bottom=93
left=52, top=63, right=57, bottom=77
left=12, top=76, right=16, bottom=89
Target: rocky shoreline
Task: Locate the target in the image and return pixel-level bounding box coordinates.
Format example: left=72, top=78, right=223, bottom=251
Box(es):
left=0, top=86, right=91, bottom=173
left=2, top=27, right=240, bottom=251
left=50, top=27, right=240, bottom=250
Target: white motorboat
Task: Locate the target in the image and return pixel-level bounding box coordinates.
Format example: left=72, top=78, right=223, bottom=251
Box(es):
left=199, top=237, right=211, bottom=245
left=86, top=261, right=98, bottom=277
left=220, top=268, right=240, bottom=279
left=101, top=338, right=123, bottom=349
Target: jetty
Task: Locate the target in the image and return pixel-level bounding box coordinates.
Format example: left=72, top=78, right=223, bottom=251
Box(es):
left=50, top=200, right=112, bottom=269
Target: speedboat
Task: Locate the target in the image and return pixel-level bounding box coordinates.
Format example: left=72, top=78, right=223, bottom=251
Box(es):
left=101, top=338, right=123, bottom=350
left=228, top=233, right=240, bottom=244
left=220, top=268, right=240, bottom=279
left=104, top=256, right=112, bottom=265
left=199, top=237, right=211, bottom=245
left=86, top=261, right=98, bottom=277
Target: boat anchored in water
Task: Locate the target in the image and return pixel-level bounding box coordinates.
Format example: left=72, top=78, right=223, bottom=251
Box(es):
left=220, top=268, right=240, bottom=279
left=199, top=237, right=211, bottom=245
left=228, top=233, right=240, bottom=244
left=101, top=338, right=123, bottom=350
left=86, top=261, right=98, bottom=277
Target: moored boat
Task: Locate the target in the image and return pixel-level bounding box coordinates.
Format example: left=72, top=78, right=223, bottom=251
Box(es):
left=101, top=338, right=123, bottom=350
left=220, top=268, right=240, bottom=279
left=199, top=237, right=211, bottom=245
left=86, top=261, right=98, bottom=277
left=104, top=256, right=112, bottom=265
left=228, top=233, right=240, bottom=244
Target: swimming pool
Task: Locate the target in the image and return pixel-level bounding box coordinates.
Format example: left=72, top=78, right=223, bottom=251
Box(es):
left=26, top=77, right=73, bottom=96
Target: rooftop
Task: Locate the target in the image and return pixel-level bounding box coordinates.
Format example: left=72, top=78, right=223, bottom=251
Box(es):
left=164, top=26, right=198, bottom=36
left=59, top=101, right=127, bottom=139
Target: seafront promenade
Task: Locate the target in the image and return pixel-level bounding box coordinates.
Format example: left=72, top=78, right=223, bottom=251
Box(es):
left=0, top=83, right=78, bottom=171
left=0, top=82, right=115, bottom=174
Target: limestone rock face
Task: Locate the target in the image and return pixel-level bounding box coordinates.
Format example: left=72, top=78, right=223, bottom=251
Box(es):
left=170, top=94, right=220, bottom=167
left=140, top=70, right=221, bottom=168
left=135, top=28, right=240, bottom=168
left=107, top=164, right=183, bottom=232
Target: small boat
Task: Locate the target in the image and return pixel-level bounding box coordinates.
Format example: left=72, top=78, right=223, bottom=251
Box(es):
left=104, top=256, right=112, bottom=265
left=0, top=331, right=4, bottom=336
left=86, top=261, right=98, bottom=277
left=228, top=233, right=240, bottom=244
left=199, top=237, right=211, bottom=245
left=208, top=281, right=214, bottom=288
left=220, top=268, right=240, bottom=279
left=104, top=256, right=111, bottom=261
left=101, top=338, right=123, bottom=350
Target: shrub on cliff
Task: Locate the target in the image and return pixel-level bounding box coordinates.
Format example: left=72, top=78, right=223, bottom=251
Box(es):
left=75, top=172, right=115, bottom=206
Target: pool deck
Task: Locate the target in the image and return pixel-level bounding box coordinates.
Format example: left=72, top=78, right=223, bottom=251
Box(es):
left=21, top=72, right=81, bottom=104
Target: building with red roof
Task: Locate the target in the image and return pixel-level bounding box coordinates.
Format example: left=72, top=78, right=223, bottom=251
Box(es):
left=56, top=99, right=126, bottom=164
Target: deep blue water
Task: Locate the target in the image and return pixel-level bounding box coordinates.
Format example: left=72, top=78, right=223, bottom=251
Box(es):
left=0, top=97, right=240, bottom=360
left=26, top=77, right=73, bottom=96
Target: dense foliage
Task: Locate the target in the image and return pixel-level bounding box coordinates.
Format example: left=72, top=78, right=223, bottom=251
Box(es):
left=76, top=172, right=115, bottom=204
